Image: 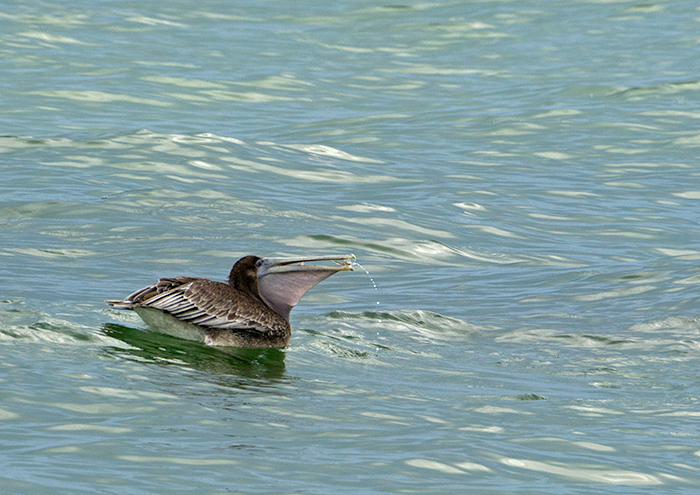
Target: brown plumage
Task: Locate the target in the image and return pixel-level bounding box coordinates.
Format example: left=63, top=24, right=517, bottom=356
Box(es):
left=107, top=254, right=354, bottom=348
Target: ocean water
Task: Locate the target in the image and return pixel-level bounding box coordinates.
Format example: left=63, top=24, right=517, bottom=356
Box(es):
left=2, top=1, right=700, bottom=493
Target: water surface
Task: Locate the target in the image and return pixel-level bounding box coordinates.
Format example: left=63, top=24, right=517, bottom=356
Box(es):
left=2, top=1, right=700, bottom=493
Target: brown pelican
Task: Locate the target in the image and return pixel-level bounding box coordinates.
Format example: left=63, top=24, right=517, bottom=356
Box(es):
left=106, top=254, right=354, bottom=347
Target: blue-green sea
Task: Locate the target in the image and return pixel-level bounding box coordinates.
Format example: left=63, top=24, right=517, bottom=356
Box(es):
left=2, top=1, right=700, bottom=493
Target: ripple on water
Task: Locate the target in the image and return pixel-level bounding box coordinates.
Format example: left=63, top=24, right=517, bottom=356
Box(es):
left=283, top=234, right=529, bottom=266
left=323, top=309, right=481, bottom=343
left=500, top=458, right=665, bottom=486
left=290, top=309, right=482, bottom=363
left=497, top=316, right=700, bottom=354
left=0, top=301, right=110, bottom=346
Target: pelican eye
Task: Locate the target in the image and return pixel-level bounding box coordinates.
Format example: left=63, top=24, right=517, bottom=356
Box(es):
left=255, top=259, right=264, bottom=267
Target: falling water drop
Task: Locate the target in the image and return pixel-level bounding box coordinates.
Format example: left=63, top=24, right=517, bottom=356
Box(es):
left=352, top=261, right=379, bottom=306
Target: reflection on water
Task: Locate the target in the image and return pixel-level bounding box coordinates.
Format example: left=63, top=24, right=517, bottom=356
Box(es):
left=102, top=323, right=286, bottom=380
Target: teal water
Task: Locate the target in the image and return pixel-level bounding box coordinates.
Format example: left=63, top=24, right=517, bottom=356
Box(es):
left=2, top=1, right=700, bottom=493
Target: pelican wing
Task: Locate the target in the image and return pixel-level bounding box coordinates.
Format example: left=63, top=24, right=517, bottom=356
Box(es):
left=108, top=277, right=273, bottom=332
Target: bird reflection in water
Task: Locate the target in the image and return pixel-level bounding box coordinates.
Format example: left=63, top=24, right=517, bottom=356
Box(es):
left=102, top=322, right=287, bottom=380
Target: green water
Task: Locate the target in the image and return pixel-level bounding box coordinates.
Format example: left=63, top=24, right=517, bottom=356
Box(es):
left=2, top=1, right=700, bottom=493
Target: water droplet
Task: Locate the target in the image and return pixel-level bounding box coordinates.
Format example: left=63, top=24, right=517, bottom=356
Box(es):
left=352, top=261, right=379, bottom=306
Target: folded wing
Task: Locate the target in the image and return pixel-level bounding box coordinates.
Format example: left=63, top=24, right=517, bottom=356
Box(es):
left=107, top=277, right=272, bottom=332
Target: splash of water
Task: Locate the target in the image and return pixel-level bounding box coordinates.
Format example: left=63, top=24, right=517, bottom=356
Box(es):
left=352, top=261, right=379, bottom=306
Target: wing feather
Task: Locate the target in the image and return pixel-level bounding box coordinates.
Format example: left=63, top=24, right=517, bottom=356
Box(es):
left=108, top=276, right=288, bottom=334
left=111, top=277, right=279, bottom=333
